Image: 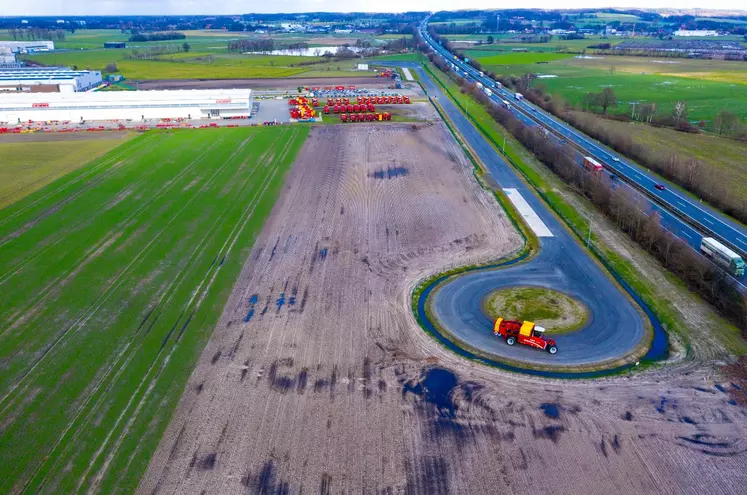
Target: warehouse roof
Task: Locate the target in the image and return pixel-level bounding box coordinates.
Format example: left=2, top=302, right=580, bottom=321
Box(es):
left=0, top=67, right=98, bottom=77
left=0, top=89, right=252, bottom=109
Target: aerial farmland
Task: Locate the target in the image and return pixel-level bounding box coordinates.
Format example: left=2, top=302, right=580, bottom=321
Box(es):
left=0, top=127, right=307, bottom=493
left=1, top=7, right=747, bottom=495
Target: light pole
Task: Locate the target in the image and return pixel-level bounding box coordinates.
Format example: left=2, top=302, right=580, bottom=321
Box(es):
left=586, top=213, right=593, bottom=248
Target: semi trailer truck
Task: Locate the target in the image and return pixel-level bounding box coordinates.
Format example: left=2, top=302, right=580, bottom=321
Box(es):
left=583, top=156, right=604, bottom=173
left=700, top=237, right=745, bottom=276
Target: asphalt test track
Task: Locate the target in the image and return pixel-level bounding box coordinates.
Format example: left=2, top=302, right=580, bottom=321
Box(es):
left=398, top=63, right=652, bottom=369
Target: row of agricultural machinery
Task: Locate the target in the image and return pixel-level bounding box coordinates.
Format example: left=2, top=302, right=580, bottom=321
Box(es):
left=288, top=96, right=317, bottom=121
left=339, top=113, right=392, bottom=123
left=324, top=103, right=376, bottom=114
left=327, top=95, right=410, bottom=106
left=322, top=95, right=410, bottom=115
left=289, top=93, right=411, bottom=121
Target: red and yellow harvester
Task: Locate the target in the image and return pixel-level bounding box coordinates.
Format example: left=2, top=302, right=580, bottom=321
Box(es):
left=493, top=318, right=558, bottom=354
left=289, top=96, right=316, bottom=121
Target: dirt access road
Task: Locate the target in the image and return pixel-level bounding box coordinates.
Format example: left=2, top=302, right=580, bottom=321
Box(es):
left=141, top=124, right=747, bottom=494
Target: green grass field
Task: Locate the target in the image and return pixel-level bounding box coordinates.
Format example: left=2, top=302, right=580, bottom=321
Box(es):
left=0, top=126, right=308, bottom=493
left=473, top=52, right=574, bottom=65
left=25, top=50, right=308, bottom=79
left=0, top=29, right=254, bottom=50
left=0, top=134, right=133, bottom=210
left=470, top=51, right=747, bottom=121
left=25, top=47, right=418, bottom=80
left=450, top=36, right=614, bottom=53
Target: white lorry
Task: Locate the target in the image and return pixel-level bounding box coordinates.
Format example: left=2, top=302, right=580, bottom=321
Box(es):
left=700, top=237, right=745, bottom=276
left=514, top=93, right=524, bottom=101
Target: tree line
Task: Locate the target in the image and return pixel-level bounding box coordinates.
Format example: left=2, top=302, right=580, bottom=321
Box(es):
left=227, top=39, right=308, bottom=54
left=124, top=43, right=191, bottom=61
left=499, top=83, right=747, bottom=225
left=7, top=28, right=65, bottom=41
left=128, top=32, right=186, bottom=42
left=420, top=30, right=747, bottom=335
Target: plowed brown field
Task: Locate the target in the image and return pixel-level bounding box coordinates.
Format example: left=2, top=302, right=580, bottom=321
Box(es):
left=140, top=123, right=747, bottom=495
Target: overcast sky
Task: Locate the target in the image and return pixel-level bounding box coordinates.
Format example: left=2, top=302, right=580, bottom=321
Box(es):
left=1, top=0, right=745, bottom=16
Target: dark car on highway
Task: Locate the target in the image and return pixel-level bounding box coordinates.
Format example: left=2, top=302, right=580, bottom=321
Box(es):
left=655, top=184, right=665, bottom=191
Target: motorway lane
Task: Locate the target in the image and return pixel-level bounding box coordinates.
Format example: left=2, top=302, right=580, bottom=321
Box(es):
left=423, top=31, right=747, bottom=257
left=407, top=63, right=651, bottom=368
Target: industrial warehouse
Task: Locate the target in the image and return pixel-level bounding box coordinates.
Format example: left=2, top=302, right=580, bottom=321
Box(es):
left=0, top=67, right=102, bottom=93
left=0, top=40, right=55, bottom=53
left=0, top=89, right=253, bottom=123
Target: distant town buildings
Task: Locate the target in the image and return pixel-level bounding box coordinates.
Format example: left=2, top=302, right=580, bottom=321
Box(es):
left=673, top=29, right=720, bottom=37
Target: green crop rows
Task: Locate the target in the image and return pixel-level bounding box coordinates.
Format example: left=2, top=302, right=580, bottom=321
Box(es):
left=0, top=126, right=308, bottom=493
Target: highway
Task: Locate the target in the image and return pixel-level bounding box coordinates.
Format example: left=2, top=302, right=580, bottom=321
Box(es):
left=419, top=25, right=747, bottom=269
left=398, top=62, right=657, bottom=370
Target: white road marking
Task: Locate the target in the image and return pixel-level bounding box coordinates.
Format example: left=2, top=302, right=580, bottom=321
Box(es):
left=503, top=188, right=554, bottom=237
left=402, top=68, right=414, bottom=81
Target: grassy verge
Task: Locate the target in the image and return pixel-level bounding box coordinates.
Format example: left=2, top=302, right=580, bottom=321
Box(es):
left=0, top=126, right=309, bottom=493
left=425, top=60, right=746, bottom=357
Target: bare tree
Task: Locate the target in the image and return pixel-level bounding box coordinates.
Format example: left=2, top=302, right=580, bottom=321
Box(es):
left=672, top=100, right=688, bottom=125
left=639, top=103, right=656, bottom=123
left=595, top=87, right=617, bottom=114
left=582, top=92, right=597, bottom=111
left=517, top=73, right=536, bottom=92
left=714, top=110, right=738, bottom=137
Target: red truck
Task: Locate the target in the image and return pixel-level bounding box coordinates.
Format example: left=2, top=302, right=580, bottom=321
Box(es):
left=493, top=318, right=558, bottom=354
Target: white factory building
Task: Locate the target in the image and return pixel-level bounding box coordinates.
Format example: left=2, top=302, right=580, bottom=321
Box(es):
left=0, top=67, right=102, bottom=93
left=0, top=40, right=55, bottom=53
left=0, top=89, right=253, bottom=123
left=673, top=29, right=720, bottom=37
left=0, top=48, right=16, bottom=65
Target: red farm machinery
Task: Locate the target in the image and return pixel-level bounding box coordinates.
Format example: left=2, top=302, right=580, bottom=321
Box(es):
left=493, top=318, right=558, bottom=354
left=288, top=96, right=316, bottom=121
